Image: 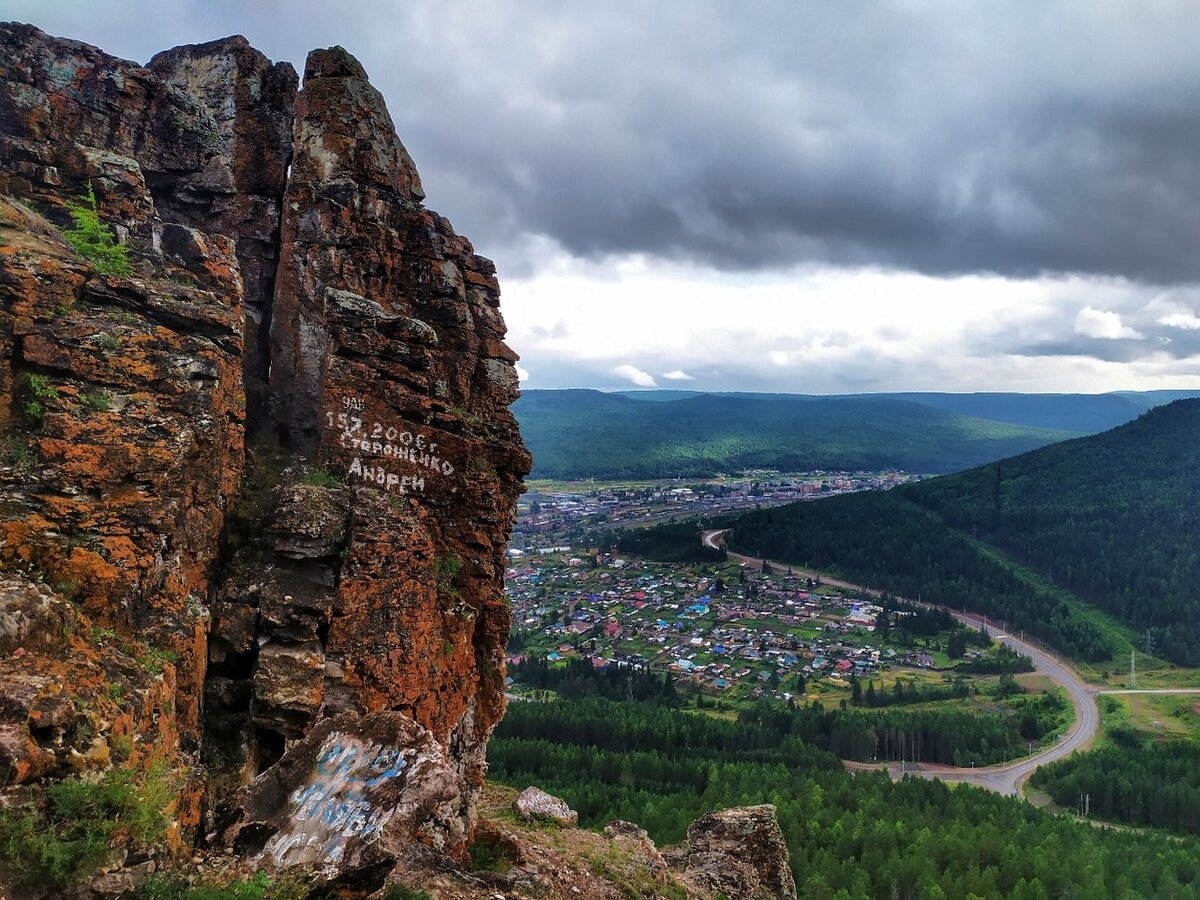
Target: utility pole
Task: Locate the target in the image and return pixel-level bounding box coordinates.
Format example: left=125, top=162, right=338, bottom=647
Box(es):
left=1130, top=649, right=1136, bottom=688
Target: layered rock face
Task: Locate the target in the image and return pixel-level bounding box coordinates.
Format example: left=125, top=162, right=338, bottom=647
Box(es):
left=146, top=37, right=298, bottom=423
left=0, top=24, right=260, bottom=755
left=0, top=20, right=529, bottom=883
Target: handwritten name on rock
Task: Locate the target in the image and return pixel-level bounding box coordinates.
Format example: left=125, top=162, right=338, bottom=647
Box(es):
left=263, top=732, right=408, bottom=870
left=324, top=394, right=455, bottom=494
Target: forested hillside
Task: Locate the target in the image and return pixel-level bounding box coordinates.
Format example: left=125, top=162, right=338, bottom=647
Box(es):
left=729, top=400, right=1200, bottom=664
left=610, top=389, right=1200, bottom=432
left=490, top=698, right=1200, bottom=898
left=1031, top=733, right=1200, bottom=835
left=514, top=390, right=1072, bottom=478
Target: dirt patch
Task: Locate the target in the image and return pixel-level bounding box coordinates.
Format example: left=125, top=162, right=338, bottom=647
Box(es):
left=1015, top=673, right=1055, bottom=692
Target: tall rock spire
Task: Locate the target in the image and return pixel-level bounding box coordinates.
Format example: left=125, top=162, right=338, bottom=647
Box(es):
left=0, top=23, right=528, bottom=877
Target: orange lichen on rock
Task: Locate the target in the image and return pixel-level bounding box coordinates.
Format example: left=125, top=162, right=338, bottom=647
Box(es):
left=0, top=575, right=184, bottom=788
left=0, top=200, right=245, bottom=747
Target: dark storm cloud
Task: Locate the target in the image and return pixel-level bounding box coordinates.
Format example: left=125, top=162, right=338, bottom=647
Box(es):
left=12, top=0, right=1200, bottom=283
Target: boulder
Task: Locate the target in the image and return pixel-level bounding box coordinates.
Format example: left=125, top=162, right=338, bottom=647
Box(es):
left=221, top=711, right=463, bottom=882
left=514, top=786, right=579, bottom=826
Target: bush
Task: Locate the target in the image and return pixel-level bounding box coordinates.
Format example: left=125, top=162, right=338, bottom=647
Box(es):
left=468, top=833, right=515, bottom=872
left=22, top=373, right=59, bottom=425
left=63, top=182, right=133, bottom=276
left=0, top=765, right=172, bottom=889
left=148, top=871, right=315, bottom=900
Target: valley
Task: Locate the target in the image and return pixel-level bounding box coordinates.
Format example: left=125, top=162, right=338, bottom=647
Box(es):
left=502, top=451, right=1200, bottom=839
left=505, top=487, right=1075, bottom=774
left=514, top=389, right=1200, bottom=480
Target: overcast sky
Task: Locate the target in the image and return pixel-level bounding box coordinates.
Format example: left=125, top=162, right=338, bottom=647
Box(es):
left=12, top=1, right=1200, bottom=393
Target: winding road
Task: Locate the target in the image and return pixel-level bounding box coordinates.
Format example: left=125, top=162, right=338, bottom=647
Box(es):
left=700, top=529, right=1196, bottom=796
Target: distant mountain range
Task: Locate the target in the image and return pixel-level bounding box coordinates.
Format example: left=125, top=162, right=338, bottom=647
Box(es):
left=514, top=388, right=1200, bottom=479
left=727, top=399, right=1200, bottom=665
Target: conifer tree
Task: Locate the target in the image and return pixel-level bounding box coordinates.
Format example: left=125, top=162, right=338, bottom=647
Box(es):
left=63, top=182, right=133, bottom=276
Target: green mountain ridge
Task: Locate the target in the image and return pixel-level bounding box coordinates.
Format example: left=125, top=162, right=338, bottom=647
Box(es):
left=613, top=388, right=1200, bottom=431
left=517, top=388, right=1200, bottom=479
left=515, top=390, right=1077, bottom=479
left=727, top=399, right=1200, bottom=665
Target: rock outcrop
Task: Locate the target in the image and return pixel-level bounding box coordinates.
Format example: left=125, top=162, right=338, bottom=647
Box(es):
left=0, top=20, right=528, bottom=892
left=382, top=785, right=796, bottom=900
left=146, top=37, right=298, bottom=424
left=222, top=711, right=463, bottom=884
left=0, top=574, right=181, bottom=789
left=682, top=805, right=798, bottom=900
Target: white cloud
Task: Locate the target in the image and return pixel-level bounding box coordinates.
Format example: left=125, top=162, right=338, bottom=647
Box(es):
left=515, top=363, right=530, bottom=382
left=662, top=370, right=694, bottom=381
left=1074, top=306, right=1143, bottom=340
left=502, top=248, right=1200, bottom=393
left=1158, top=311, right=1200, bottom=330
left=613, top=364, right=657, bottom=387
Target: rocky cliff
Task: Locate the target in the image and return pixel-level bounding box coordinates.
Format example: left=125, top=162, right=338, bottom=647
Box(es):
left=0, top=21, right=528, bottom=892
left=0, top=23, right=795, bottom=899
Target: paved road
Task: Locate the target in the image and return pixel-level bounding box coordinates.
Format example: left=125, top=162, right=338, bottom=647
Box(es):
left=1096, top=688, right=1200, bottom=695
left=701, top=529, right=1098, bottom=796
left=904, top=612, right=1099, bottom=795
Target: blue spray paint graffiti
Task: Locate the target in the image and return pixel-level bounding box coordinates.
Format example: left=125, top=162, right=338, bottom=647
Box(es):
left=264, top=732, right=409, bottom=869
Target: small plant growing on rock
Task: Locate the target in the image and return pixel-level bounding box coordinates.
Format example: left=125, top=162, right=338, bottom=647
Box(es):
left=94, top=331, right=122, bottom=353
left=63, top=182, right=133, bottom=276
left=300, top=468, right=341, bottom=488
left=81, top=389, right=111, bottom=412
left=0, top=434, right=35, bottom=473
left=137, top=645, right=179, bottom=675
left=110, top=733, right=133, bottom=763
left=22, top=373, right=59, bottom=424
left=433, top=553, right=462, bottom=597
